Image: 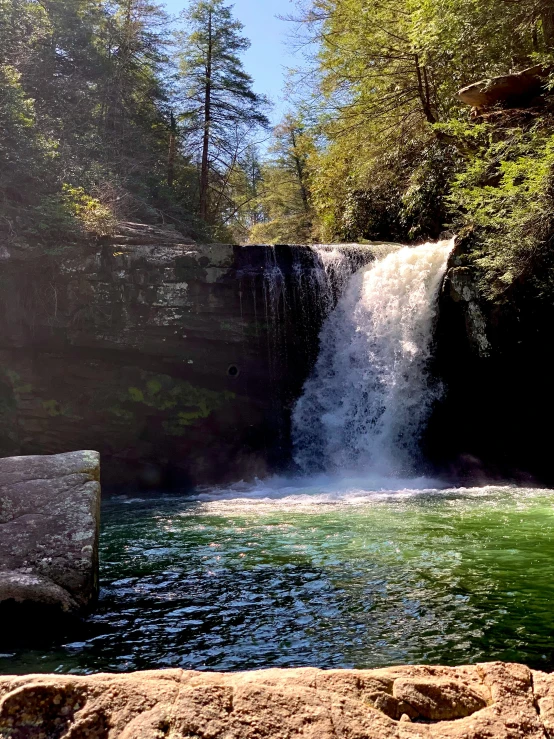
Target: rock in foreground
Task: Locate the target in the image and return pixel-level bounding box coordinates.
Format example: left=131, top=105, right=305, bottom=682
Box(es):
left=0, top=451, right=100, bottom=616
left=1, top=662, right=554, bottom=737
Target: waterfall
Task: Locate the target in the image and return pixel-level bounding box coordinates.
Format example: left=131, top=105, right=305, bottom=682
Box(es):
left=293, top=244, right=401, bottom=319
left=292, top=239, right=454, bottom=477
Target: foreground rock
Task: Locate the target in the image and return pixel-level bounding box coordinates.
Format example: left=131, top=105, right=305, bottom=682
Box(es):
left=0, top=451, right=100, bottom=616
left=1, top=662, right=554, bottom=737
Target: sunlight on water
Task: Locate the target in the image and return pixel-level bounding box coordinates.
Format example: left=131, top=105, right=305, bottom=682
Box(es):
left=3, top=482, right=554, bottom=675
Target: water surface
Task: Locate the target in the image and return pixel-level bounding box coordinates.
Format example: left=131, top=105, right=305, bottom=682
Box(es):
left=2, top=480, right=554, bottom=675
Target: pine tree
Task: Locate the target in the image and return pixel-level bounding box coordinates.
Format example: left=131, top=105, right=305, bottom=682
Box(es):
left=99, top=0, right=171, bottom=180
left=177, top=0, right=270, bottom=224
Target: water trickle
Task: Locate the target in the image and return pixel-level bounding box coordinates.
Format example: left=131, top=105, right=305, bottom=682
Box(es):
left=293, top=239, right=455, bottom=476
left=262, top=247, right=287, bottom=324
left=261, top=246, right=289, bottom=403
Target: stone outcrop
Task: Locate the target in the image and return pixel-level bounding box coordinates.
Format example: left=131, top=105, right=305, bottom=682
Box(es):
left=0, top=225, right=377, bottom=488
left=1, top=662, right=554, bottom=737
left=426, top=235, right=554, bottom=485
left=0, top=450, right=100, bottom=615
left=458, top=65, right=550, bottom=110
left=441, top=265, right=491, bottom=359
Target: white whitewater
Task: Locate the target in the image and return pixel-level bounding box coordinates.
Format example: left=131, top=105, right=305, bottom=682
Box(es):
left=293, top=239, right=455, bottom=478
left=309, top=243, right=401, bottom=316
left=194, top=239, right=454, bottom=505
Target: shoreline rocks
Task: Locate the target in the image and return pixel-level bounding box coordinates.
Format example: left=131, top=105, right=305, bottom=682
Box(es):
left=0, top=662, right=552, bottom=737
left=0, top=451, right=101, bottom=618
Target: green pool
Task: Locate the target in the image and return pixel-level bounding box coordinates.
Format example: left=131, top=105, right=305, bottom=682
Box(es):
left=2, top=480, right=554, bottom=675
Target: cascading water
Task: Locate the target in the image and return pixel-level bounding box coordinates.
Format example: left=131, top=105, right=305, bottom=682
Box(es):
left=293, top=243, right=401, bottom=319
left=293, top=239, right=455, bottom=477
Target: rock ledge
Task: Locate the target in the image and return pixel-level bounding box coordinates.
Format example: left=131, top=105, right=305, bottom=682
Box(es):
left=2, top=662, right=554, bottom=737
left=458, top=64, right=550, bottom=109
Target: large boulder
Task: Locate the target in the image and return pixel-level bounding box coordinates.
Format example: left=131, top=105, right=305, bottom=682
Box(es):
left=0, top=450, right=100, bottom=616
left=458, top=64, right=550, bottom=109
left=0, top=662, right=552, bottom=737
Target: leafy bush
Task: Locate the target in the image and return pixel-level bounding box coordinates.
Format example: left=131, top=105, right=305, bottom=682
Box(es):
left=62, top=186, right=116, bottom=237
left=447, top=118, right=554, bottom=299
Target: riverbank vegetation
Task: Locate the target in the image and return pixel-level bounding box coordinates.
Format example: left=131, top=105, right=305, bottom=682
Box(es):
left=3, top=0, right=554, bottom=300
left=259, top=0, right=554, bottom=300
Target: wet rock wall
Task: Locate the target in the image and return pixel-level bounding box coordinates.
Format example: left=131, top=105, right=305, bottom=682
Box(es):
left=0, top=227, right=359, bottom=489
left=426, top=244, right=554, bottom=485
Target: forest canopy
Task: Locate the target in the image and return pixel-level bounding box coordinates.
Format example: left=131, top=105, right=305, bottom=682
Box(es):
left=0, top=0, right=269, bottom=245
left=254, top=0, right=554, bottom=300
left=3, top=0, right=554, bottom=299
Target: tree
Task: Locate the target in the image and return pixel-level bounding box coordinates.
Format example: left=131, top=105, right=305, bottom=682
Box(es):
left=249, top=114, right=315, bottom=244
left=279, top=0, right=554, bottom=243
left=97, top=0, right=172, bottom=182
left=177, top=0, right=270, bottom=224
left=207, top=143, right=264, bottom=241
left=0, top=0, right=188, bottom=243
left=272, top=115, right=312, bottom=215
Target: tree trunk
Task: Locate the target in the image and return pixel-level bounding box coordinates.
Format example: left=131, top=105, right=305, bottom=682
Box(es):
left=199, top=10, right=213, bottom=222
left=290, top=129, right=310, bottom=214
left=168, top=111, right=177, bottom=188
left=542, top=10, right=554, bottom=48
left=415, top=54, right=437, bottom=124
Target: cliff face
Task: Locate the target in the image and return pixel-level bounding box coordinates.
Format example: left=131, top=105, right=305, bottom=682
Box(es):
left=426, top=244, right=554, bottom=485
left=3, top=227, right=550, bottom=488
left=0, top=225, right=331, bottom=488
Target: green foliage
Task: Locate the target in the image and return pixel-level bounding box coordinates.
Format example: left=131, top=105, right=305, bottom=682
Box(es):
left=61, top=186, right=116, bottom=237
left=0, top=0, right=174, bottom=245
left=448, top=120, right=554, bottom=297
left=5, top=0, right=554, bottom=288
left=0, top=0, right=271, bottom=247
left=122, top=371, right=236, bottom=435
left=249, top=114, right=315, bottom=244
left=249, top=0, right=554, bottom=301
left=177, top=0, right=270, bottom=228
left=250, top=214, right=313, bottom=245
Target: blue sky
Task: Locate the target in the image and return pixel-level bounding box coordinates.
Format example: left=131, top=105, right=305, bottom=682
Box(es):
left=165, top=0, right=300, bottom=124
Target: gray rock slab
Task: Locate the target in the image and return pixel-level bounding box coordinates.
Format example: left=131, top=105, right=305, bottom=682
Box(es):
left=0, top=450, right=100, bottom=613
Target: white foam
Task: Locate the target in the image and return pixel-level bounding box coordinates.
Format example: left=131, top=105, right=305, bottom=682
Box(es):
left=293, top=240, right=455, bottom=476
left=191, top=471, right=515, bottom=504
